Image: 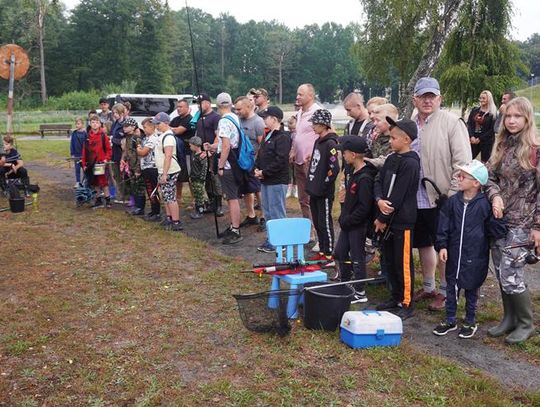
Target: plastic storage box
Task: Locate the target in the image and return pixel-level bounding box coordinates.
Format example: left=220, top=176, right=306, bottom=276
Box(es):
left=340, top=310, right=402, bottom=349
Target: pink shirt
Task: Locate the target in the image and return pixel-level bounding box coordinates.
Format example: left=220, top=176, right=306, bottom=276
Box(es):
left=293, top=103, right=321, bottom=165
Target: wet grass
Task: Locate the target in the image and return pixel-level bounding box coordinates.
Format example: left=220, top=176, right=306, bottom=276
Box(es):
left=1, top=171, right=539, bottom=405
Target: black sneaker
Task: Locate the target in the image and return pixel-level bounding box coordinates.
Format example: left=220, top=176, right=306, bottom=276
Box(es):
left=218, top=226, right=234, bottom=239
left=222, top=230, right=243, bottom=245
left=144, top=213, right=161, bottom=222
left=376, top=299, right=400, bottom=311
left=351, top=291, right=368, bottom=304
left=458, top=323, right=478, bottom=339
left=91, top=197, right=104, bottom=209
left=240, top=216, right=259, bottom=227
left=433, top=321, right=458, bottom=336
left=169, top=221, right=184, bottom=232
left=396, top=305, right=414, bottom=320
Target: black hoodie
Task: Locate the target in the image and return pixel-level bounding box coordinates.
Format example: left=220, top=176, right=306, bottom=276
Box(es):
left=339, top=161, right=378, bottom=231
left=306, top=132, right=340, bottom=197
left=374, top=150, right=420, bottom=230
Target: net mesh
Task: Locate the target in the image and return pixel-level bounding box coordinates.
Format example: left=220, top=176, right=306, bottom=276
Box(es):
left=233, top=289, right=299, bottom=337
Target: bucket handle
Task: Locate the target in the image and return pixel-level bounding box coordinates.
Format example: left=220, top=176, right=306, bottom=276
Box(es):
left=302, top=277, right=386, bottom=292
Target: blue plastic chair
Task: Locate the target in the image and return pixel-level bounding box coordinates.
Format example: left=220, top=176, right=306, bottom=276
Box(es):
left=266, top=218, right=327, bottom=318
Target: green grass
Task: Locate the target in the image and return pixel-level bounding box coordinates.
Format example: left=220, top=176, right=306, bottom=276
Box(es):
left=0, top=110, right=86, bottom=134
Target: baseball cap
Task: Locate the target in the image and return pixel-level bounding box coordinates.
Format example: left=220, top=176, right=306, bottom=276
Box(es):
left=414, top=77, right=441, bottom=96
left=386, top=116, right=418, bottom=141
left=188, top=135, right=202, bottom=146
left=151, top=112, right=170, bottom=124
left=309, top=109, right=332, bottom=128
left=122, top=117, right=138, bottom=128
left=194, top=93, right=211, bottom=103
left=258, top=106, right=283, bottom=121
left=337, top=135, right=369, bottom=154
left=216, top=92, right=232, bottom=106
left=457, top=159, right=488, bottom=185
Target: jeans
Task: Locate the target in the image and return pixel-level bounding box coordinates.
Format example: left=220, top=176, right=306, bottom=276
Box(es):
left=73, top=157, right=82, bottom=183
left=261, top=184, right=287, bottom=221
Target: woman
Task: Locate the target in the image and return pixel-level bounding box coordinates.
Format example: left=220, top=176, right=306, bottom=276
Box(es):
left=467, top=90, right=497, bottom=162
left=110, top=103, right=127, bottom=203
left=485, top=96, right=539, bottom=344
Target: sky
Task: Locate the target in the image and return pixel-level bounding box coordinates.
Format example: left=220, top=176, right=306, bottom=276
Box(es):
left=61, top=0, right=538, bottom=42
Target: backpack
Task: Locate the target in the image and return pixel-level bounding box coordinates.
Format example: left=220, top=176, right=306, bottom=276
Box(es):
left=222, top=115, right=255, bottom=171
left=162, top=132, right=187, bottom=170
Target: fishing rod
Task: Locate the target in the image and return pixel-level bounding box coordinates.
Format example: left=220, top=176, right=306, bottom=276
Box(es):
left=185, top=0, right=220, bottom=238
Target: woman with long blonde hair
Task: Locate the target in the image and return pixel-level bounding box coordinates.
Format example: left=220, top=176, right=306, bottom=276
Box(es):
left=467, top=90, right=497, bottom=162
left=485, top=96, right=539, bottom=344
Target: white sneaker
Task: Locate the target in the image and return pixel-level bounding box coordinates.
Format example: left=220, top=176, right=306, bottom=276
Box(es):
left=293, top=186, right=298, bottom=198
left=74, top=182, right=81, bottom=189
left=351, top=291, right=368, bottom=304
left=311, top=242, right=320, bottom=252
left=286, top=186, right=292, bottom=198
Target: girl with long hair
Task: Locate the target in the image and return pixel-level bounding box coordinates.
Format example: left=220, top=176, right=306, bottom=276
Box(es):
left=467, top=90, right=497, bottom=162
left=485, top=96, right=539, bottom=344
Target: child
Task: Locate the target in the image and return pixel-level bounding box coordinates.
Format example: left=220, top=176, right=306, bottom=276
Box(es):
left=485, top=96, right=539, bottom=344
left=305, top=109, right=340, bottom=260
left=0, top=135, right=30, bottom=193
left=82, top=114, right=112, bottom=208
left=70, top=118, right=87, bottom=188
left=121, top=118, right=146, bottom=215
left=335, top=136, right=378, bottom=303
left=187, top=135, right=208, bottom=219
left=374, top=116, right=420, bottom=319
left=433, top=160, right=506, bottom=338
left=136, top=118, right=161, bottom=221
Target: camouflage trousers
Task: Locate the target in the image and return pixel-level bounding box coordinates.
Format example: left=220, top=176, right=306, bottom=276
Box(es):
left=191, top=180, right=207, bottom=207
left=491, top=227, right=530, bottom=295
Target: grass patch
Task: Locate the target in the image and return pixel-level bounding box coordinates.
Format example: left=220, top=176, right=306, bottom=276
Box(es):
left=13, top=139, right=70, bottom=168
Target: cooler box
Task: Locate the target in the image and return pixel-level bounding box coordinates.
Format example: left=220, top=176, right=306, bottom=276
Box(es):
left=340, top=310, right=402, bottom=349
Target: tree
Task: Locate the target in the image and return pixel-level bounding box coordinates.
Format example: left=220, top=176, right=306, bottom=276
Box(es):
left=517, top=33, right=540, bottom=80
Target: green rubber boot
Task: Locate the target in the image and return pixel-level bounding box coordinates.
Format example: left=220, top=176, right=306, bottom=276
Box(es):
left=505, top=290, right=536, bottom=345
left=488, top=289, right=516, bottom=337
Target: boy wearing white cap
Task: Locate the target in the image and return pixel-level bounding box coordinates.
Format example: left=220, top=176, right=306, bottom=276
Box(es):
left=433, top=160, right=507, bottom=338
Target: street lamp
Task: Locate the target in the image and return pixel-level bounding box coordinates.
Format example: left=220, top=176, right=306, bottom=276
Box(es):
left=530, top=73, right=535, bottom=101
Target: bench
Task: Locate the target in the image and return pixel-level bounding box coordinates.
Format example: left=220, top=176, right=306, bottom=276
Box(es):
left=39, top=124, right=72, bottom=138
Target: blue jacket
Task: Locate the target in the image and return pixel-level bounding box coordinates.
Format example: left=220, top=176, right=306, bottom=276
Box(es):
left=70, top=130, right=87, bottom=157
left=435, top=191, right=507, bottom=289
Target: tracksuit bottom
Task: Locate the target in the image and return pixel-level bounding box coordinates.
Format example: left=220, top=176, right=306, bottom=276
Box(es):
left=142, top=167, right=160, bottom=215
left=334, top=226, right=367, bottom=291
left=381, top=228, right=414, bottom=307
left=445, top=273, right=479, bottom=325
left=309, top=195, right=334, bottom=255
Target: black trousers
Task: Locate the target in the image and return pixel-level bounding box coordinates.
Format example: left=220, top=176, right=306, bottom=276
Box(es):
left=381, top=228, right=414, bottom=307
left=334, top=226, right=367, bottom=291
left=141, top=167, right=160, bottom=215
left=0, top=166, right=29, bottom=190
left=309, top=195, right=335, bottom=255
left=471, top=141, right=493, bottom=163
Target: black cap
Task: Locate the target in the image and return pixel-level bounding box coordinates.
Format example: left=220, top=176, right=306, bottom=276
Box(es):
left=258, top=106, right=283, bottom=121
left=337, top=135, right=369, bottom=154
left=99, top=97, right=108, bottom=104
left=386, top=116, right=418, bottom=141
left=194, top=93, right=211, bottom=103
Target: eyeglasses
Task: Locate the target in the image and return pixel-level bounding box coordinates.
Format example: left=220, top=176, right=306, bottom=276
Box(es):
left=457, top=173, right=476, bottom=181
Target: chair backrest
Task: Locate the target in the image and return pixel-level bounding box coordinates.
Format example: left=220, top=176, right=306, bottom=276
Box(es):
left=266, top=218, right=311, bottom=263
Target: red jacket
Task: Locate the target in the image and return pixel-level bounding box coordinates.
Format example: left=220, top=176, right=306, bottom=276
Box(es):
left=82, top=128, right=112, bottom=168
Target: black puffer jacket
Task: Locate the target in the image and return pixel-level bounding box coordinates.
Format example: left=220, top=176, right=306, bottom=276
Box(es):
left=255, top=129, right=292, bottom=185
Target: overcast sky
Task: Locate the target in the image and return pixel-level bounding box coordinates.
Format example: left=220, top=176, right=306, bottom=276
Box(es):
left=62, top=0, right=538, bottom=42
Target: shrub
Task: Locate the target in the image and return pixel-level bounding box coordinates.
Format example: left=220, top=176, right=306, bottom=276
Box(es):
left=45, top=90, right=102, bottom=110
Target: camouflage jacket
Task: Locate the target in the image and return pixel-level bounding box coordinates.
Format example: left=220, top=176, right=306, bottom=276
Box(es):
left=485, top=134, right=540, bottom=230
left=371, top=133, right=391, bottom=160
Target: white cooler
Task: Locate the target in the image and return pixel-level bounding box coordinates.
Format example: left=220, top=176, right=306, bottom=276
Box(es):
left=340, top=310, right=402, bottom=349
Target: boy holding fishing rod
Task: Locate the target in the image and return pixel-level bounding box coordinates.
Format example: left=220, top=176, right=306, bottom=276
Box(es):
left=373, top=117, right=420, bottom=319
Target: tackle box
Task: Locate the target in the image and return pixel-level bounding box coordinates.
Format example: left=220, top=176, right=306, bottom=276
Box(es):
left=340, top=310, right=402, bottom=349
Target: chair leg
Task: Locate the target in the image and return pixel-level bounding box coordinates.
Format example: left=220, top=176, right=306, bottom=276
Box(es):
left=287, top=283, right=299, bottom=319
left=268, top=276, right=280, bottom=309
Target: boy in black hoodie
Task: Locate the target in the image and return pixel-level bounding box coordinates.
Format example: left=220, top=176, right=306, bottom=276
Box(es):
left=335, top=136, right=378, bottom=303
left=374, top=117, right=420, bottom=319
left=306, top=109, right=340, bottom=260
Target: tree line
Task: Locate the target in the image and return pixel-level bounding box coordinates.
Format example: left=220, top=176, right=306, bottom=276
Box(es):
left=0, top=0, right=537, bottom=112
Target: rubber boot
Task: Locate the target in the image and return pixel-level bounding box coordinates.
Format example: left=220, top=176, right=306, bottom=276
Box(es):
left=488, top=289, right=516, bottom=337
left=505, top=290, right=536, bottom=344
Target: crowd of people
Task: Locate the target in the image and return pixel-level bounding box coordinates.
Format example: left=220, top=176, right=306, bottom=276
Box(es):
left=49, top=78, right=538, bottom=343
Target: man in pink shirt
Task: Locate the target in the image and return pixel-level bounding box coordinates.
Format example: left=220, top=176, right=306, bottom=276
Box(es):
left=290, top=83, right=322, bottom=225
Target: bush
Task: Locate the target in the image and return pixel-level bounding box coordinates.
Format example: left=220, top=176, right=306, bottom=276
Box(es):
left=45, top=90, right=102, bottom=110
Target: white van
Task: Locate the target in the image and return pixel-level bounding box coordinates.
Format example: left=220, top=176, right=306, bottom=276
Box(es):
left=106, top=93, right=198, bottom=125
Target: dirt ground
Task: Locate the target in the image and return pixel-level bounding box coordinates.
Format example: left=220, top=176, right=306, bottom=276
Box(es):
left=21, top=161, right=540, bottom=393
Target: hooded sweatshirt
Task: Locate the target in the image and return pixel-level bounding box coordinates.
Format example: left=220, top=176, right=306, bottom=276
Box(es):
left=306, top=132, right=340, bottom=197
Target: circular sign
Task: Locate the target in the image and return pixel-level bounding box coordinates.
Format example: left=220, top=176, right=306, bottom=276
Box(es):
left=0, top=44, right=30, bottom=80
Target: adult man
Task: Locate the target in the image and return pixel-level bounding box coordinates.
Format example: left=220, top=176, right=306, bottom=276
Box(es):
left=290, top=83, right=322, bottom=243
left=194, top=93, right=224, bottom=216
left=493, top=90, right=516, bottom=134
left=152, top=112, right=183, bottom=232
left=204, top=93, right=244, bottom=245
left=343, top=92, right=374, bottom=139
left=98, top=97, right=113, bottom=125
left=252, top=88, right=270, bottom=112
left=410, top=77, right=472, bottom=311
left=234, top=96, right=265, bottom=227
left=169, top=99, right=193, bottom=201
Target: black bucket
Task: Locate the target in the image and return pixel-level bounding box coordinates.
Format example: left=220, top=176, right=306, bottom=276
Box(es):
left=9, top=198, right=25, bottom=213
left=303, top=282, right=355, bottom=331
